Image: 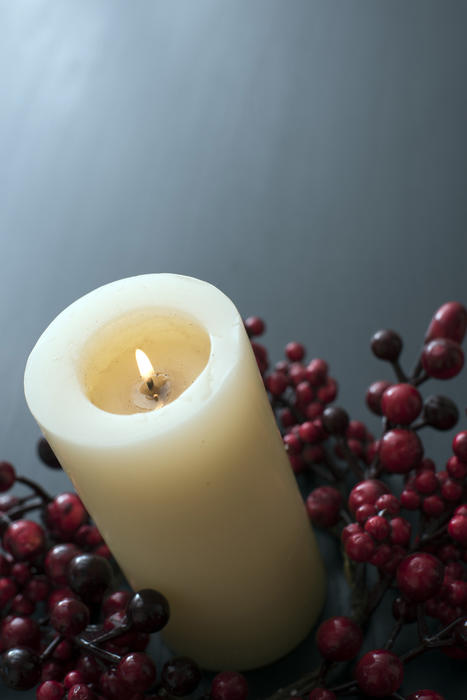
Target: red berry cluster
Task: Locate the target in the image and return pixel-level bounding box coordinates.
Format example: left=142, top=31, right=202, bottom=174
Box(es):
left=247, top=302, right=467, bottom=700
left=0, top=459, right=248, bottom=700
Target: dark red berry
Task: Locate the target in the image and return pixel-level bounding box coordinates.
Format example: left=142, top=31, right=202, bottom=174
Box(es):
left=322, top=407, right=349, bottom=435
left=127, top=589, right=170, bottom=633
left=50, top=598, right=90, bottom=637
left=266, top=373, right=288, bottom=397
left=422, top=495, right=445, bottom=517
left=211, top=670, right=249, bottom=700
left=355, top=504, right=376, bottom=524
left=414, top=470, right=438, bottom=495
left=244, top=316, right=265, bottom=337
left=103, top=590, right=131, bottom=617
left=355, top=649, right=403, bottom=697
left=389, top=517, right=411, bottom=547
left=317, top=378, right=338, bottom=403
left=3, top=520, right=46, bottom=561
left=396, top=553, right=444, bottom=602
left=441, top=478, right=463, bottom=502
left=407, top=691, right=445, bottom=700
left=423, top=395, right=459, bottom=430
left=379, top=429, right=423, bottom=473
left=381, top=384, right=422, bottom=425
left=306, top=487, right=342, bottom=528
left=68, top=554, right=112, bottom=604
left=116, top=652, right=156, bottom=692
left=0, top=647, right=42, bottom=689
left=296, top=381, right=314, bottom=405
left=161, top=656, right=201, bottom=696
left=76, top=655, right=102, bottom=684
left=371, top=330, right=402, bottom=362
left=0, top=462, right=15, bottom=492
left=375, top=493, right=400, bottom=515
left=37, top=438, right=62, bottom=469
left=366, top=381, right=392, bottom=416
left=64, top=671, right=85, bottom=689
left=0, top=577, right=18, bottom=607
left=453, top=431, right=467, bottom=461
left=285, top=342, right=305, bottom=362
left=283, top=433, right=302, bottom=456
left=316, top=616, right=363, bottom=661
left=422, top=339, right=464, bottom=379
left=425, top=301, right=467, bottom=343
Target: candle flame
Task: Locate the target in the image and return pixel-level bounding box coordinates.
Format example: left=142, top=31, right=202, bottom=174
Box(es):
left=135, top=349, right=155, bottom=381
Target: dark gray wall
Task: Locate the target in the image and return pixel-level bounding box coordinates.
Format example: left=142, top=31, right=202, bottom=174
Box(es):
left=0, top=2, right=466, bottom=698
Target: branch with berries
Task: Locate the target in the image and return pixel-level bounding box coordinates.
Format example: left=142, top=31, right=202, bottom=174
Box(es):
left=0, top=302, right=465, bottom=700
left=244, top=302, right=467, bottom=700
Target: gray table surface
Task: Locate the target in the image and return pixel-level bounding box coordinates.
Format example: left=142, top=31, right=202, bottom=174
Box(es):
left=1, top=1, right=466, bottom=698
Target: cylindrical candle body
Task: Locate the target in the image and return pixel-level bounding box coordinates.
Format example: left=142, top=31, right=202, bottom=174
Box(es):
left=24, top=274, right=325, bottom=670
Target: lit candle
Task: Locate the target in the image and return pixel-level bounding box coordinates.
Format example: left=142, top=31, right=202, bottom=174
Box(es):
left=24, top=274, right=325, bottom=670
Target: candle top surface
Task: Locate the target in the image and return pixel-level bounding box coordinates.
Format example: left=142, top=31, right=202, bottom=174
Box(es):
left=24, top=274, right=247, bottom=447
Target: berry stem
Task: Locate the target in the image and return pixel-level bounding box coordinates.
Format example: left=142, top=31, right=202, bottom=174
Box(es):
left=15, top=475, right=52, bottom=502
left=7, top=499, right=44, bottom=520
left=384, top=618, right=404, bottom=650
left=74, top=636, right=122, bottom=665
left=85, top=619, right=131, bottom=645
left=40, top=635, right=61, bottom=661
left=412, top=371, right=429, bottom=387
left=391, top=360, right=408, bottom=383
left=336, top=439, right=364, bottom=480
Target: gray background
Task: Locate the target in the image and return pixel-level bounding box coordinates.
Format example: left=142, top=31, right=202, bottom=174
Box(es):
left=0, top=1, right=466, bottom=698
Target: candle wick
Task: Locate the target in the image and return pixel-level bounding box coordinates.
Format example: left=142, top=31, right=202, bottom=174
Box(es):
left=146, top=377, right=155, bottom=392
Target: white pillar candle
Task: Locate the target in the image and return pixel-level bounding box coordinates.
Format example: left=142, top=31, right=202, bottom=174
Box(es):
left=24, top=274, right=325, bottom=671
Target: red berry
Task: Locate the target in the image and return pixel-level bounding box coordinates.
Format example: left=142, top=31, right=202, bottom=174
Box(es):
left=407, top=691, right=445, bottom=700
left=309, top=690, right=336, bottom=700
left=348, top=480, right=389, bottom=515
left=296, top=381, right=314, bottom=406
left=453, top=431, right=467, bottom=462
left=45, top=544, right=82, bottom=585
left=306, top=487, right=342, bottom=528
left=64, top=671, right=85, bottom=689
left=266, top=373, right=288, bottom=397
left=289, top=363, right=307, bottom=385
left=441, top=478, right=463, bottom=502
left=305, top=359, right=328, bottom=386
left=381, top=384, right=422, bottom=425
left=0, top=616, right=40, bottom=650
left=67, top=685, right=96, bottom=700
left=400, top=488, right=420, bottom=510
left=396, top=553, right=444, bottom=602
left=422, top=495, right=445, bottom=517
left=422, top=339, right=464, bottom=379
left=345, top=532, right=375, bottom=562
left=244, top=316, right=265, bottom=337
left=46, top=493, right=87, bottom=538
left=316, top=616, right=363, bottom=661
left=365, top=516, right=390, bottom=542
left=3, top=520, right=46, bottom=561
left=346, top=420, right=367, bottom=441
left=425, top=301, right=467, bottom=343
left=283, top=433, right=302, bottom=456
left=116, top=652, right=156, bottom=693
left=375, top=494, right=400, bottom=515
left=0, top=462, right=16, bottom=492
left=390, top=517, right=411, bottom=547
left=251, top=342, right=268, bottom=373
left=103, top=590, right=132, bottom=618
left=317, top=378, right=338, bottom=404
left=446, top=456, right=467, bottom=480
left=0, top=647, right=42, bottom=690
left=279, top=408, right=295, bottom=428
left=305, top=402, right=324, bottom=420
left=50, top=598, right=90, bottom=637
left=10, top=593, right=35, bottom=616
left=454, top=504, right=467, bottom=516
left=341, top=523, right=362, bottom=544
left=355, top=504, right=376, bottom=524
left=37, top=680, right=65, bottom=700
left=285, top=342, right=305, bottom=362
left=370, top=544, right=393, bottom=569
left=379, top=429, right=423, bottom=474
left=448, top=514, right=467, bottom=546
left=299, top=422, right=321, bottom=444
left=211, top=671, right=249, bottom=700
left=74, top=525, right=103, bottom=549
left=25, top=575, right=50, bottom=602
left=414, top=470, right=438, bottom=495
left=127, top=589, right=170, bottom=633
left=355, top=649, right=403, bottom=697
